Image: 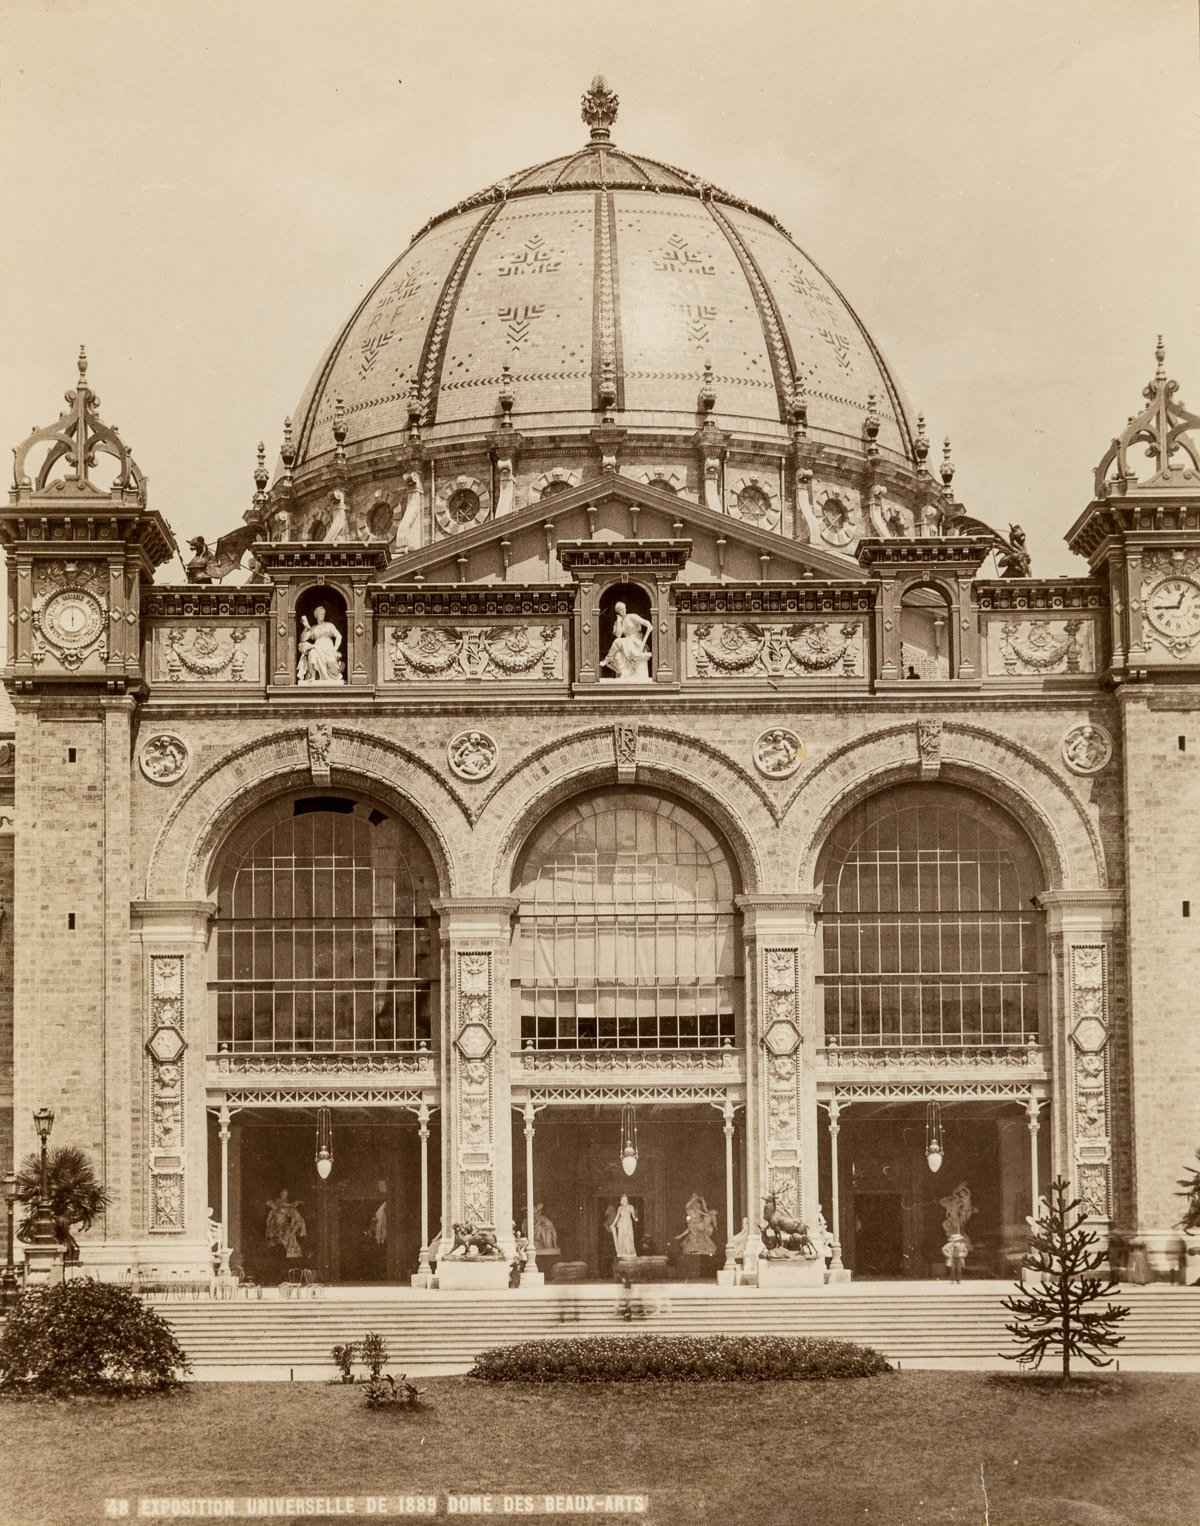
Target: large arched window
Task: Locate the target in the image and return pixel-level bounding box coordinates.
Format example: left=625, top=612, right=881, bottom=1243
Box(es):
left=816, top=785, right=1043, bottom=1048
left=211, top=796, right=437, bottom=1054
left=514, top=791, right=739, bottom=1049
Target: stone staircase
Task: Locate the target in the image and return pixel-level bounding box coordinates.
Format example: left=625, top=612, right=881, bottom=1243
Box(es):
left=152, top=1283, right=1200, bottom=1379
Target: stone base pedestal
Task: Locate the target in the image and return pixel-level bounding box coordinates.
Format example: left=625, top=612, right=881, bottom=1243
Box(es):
left=716, top=1267, right=737, bottom=1287
left=23, top=1242, right=66, bottom=1286
left=756, top=1257, right=826, bottom=1287
left=410, top=1269, right=435, bottom=1289
left=437, top=1257, right=511, bottom=1291
left=519, top=1267, right=545, bottom=1288
left=826, top=1266, right=852, bottom=1283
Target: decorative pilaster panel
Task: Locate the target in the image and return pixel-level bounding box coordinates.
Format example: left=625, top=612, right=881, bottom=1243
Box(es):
left=146, top=954, right=187, bottom=1232
left=436, top=898, right=518, bottom=1255
left=738, top=894, right=823, bottom=1243
left=1067, top=943, right=1111, bottom=1222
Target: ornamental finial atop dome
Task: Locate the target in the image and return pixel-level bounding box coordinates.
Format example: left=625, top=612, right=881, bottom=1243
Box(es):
left=581, top=75, right=619, bottom=142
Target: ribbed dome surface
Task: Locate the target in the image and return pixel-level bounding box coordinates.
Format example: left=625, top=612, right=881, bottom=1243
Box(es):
left=290, top=101, right=917, bottom=474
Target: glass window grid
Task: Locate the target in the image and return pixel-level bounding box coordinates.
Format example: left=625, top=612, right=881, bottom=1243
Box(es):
left=818, top=799, right=1042, bottom=1049
left=211, top=811, right=432, bottom=1055
left=516, top=798, right=739, bottom=1050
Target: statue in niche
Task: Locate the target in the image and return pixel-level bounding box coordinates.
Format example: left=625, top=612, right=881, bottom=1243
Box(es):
left=600, top=602, right=653, bottom=682
left=265, top=1189, right=307, bottom=1261
left=297, top=605, right=345, bottom=686
left=674, top=1193, right=718, bottom=1257
left=533, top=1204, right=559, bottom=1252
left=605, top=1194, right=639, bottom=1259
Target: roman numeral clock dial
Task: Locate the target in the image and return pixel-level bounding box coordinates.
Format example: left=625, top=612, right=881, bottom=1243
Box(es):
left=1144, top=576, right=1200, bottom=642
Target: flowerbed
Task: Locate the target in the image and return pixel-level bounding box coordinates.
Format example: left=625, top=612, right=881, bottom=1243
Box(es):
left=469, top=1334, right=891, bottom=1383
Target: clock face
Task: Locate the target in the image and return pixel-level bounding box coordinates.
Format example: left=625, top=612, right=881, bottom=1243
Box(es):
left=41, top=590, right=104, bottom=648
left=1145, top=576, right=1200, bottom=641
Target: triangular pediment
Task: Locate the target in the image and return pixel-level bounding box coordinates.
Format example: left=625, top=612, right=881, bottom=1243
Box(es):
left=378, top=474, right=867, bottom=586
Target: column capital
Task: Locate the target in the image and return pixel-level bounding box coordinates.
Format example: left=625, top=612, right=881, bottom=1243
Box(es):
left=432, top=896, right=519, bottom=940
left=736, top=892, right=823, bottom=936
left=130, top=899, right=217, bottom=941
left=1036, top=889, right=1123, bottom=933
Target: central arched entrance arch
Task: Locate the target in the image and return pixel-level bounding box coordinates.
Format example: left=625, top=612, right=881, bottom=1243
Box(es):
left=509, top=787, right=745, bottom=1282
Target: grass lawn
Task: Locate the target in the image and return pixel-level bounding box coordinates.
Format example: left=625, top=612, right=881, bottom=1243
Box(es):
left=2, top=1372, right=1198, bottom=1526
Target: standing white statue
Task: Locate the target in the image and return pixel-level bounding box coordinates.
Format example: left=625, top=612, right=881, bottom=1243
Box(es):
left=533, top=1204, right=559, bottom=1252
left=297, top=606, right=344, bottom=686
left=674, top=1193, right=718, bottom=1256
left=601, top=602, right=653, bottom=682
left=606, top=1194, right=638, bottom=1259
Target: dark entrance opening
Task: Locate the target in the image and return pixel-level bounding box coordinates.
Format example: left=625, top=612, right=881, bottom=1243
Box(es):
left=853, top=1192, right=904, bottom=1277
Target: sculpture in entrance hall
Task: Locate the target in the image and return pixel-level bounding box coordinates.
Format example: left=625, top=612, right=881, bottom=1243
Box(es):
left=939, top=1181, right=976, bottom=1280
left=674, top=1193, right=718, bottom=1256
left=606, top=1194, right=639, bottom=1259
left=297, top=605, right=345, bottom=685
left=444, top=1221, right=504, bottom=1259
left=601, top=602, right=652, bottom=682
left=265, top=1189, right=307, bottom=1261
left=760, top=1193, right=818, bottom=1259
left=533, top=1204, right=559, bottom=1252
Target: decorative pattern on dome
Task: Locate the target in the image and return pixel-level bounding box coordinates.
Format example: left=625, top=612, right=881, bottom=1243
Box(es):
left=581, top=75, right=619, bottom=142
left=1094, top=337, right=1200, bottom=495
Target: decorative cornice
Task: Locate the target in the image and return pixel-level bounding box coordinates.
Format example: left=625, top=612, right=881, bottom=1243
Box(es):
left=856, top=536, right=994, bottom=573
left=556, top=538, right=691, bottom=578
left=144, top=588, right=272, bottom=618
left=975, top=580, right=1106, bottom=612
left=672, top=584, right=873, bottom=614
left=371, top=584, right=576, bottom=618
left=252, top=542, right=391, bottom=576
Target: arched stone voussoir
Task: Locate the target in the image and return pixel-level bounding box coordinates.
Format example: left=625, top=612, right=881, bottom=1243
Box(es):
left=785, top=721, right=1109, bottom=893
left=143, top=725, right=464, bottom=901
left=478, top=724, right=775, bottom=897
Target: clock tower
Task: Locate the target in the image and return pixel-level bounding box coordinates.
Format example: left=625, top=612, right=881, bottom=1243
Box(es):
left=1067, top=339, right=1200, bottom=1270
left=2, top=351, right=176, bottom=1265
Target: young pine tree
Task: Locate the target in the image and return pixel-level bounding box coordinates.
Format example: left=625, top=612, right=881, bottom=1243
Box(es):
left=1002, top=1176, right=1130, bottom=1386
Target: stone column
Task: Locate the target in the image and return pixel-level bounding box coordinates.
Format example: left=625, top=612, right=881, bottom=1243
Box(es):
left=1039, top=892, right=1131, bottom=1265
left=736, top=894, right=823, bottom=1267
left=129, top=900, right=217, bottom=1278
left=217, top=1102, right=233, bottom=1276
left=412, top=1102, right=434, bottom=1288
left=520, top=1101, right=544, bottom=1287
left=825, top=1097, right=848, bottom=1277
left=433, top=896, right=519, bottom=1288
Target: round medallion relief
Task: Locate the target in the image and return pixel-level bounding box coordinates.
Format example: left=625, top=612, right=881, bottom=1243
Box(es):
left=753, top=727, right=805, bottom=778
left=447, top=729, right=498, bottom=781
left=139, top=733, right=191, bottom=784
left=41, top=588, right=106, bottom=649
left=1061, top=722, right=1112, bottom=776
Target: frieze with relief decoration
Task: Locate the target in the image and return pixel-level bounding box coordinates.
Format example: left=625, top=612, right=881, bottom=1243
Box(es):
left=383, top=622, right=565, bottom=682
left=687, top=619, right=864, bottom=679
left=984, top=618, right=1095, bottom=677
left=151, top=624, right=262, bottom=684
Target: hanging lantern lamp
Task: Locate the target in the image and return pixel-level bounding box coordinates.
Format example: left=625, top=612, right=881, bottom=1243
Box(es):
left=619, top=1103, right=639, bottom=1176
left=925, top=1101, right=944, bottom=1174
left=315, top=1107, right=334, bottom=1180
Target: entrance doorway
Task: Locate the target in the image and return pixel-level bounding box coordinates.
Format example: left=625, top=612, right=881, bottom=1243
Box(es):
left=853, top=1193, right=904, bottom=1277
left=513, top=1105, right=739, bottom=1280
left=210, top=1109, right=439, bottom=1284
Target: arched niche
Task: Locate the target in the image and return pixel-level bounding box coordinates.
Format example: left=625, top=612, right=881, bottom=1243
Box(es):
left=295, top=584, right=348, bottom=687
left=900, top=582, right=952, bottom=680
left=598, top=580, right=654, bottom=682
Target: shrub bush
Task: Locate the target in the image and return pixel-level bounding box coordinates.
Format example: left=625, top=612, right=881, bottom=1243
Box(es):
left=364, top=1372, right=422, bottom=1409
left=331, top=1343, right=357, bottom=1383
left=360, top=1331, right=390, bottom=1380
left=0, top=1279, right=191, bottom=1395
left=470, top=1334, right=891, bottom=1383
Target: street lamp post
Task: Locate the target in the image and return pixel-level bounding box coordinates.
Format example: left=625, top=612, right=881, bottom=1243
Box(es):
left=0, top=1173, right=19, bottom=1309
left=29, top=1108, right=57, bottom=1245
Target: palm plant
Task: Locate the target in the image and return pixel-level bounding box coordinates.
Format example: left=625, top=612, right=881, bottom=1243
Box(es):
left=15, top=1145, right=111, bottom=1259
left=1177, top=1149, right=1200, bottom=1232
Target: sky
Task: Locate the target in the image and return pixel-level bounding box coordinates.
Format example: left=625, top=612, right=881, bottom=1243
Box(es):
left=1, top=0, right=1198, bottom=605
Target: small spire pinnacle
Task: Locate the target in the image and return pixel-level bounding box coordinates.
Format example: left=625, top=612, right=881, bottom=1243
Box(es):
left=332, top=394, right=347, bottom=466
left=1155, top=334, right=1166, bottom=383
left=698, top=359, right=717, bottom=416
left=280, top=416, right=295, bottom=470
left=581, top=74, right=619, bottom=143
left=914, top=412, right=930, bottom=468
left=498, top=363, right=516, bottom=422
left=77, top=345, right=89, bottom=385
left=940, top=435, right=956, bottom=490
left=254, top=440, right=269, bottom=496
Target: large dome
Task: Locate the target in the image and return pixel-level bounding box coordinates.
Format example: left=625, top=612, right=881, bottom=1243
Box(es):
left=288, top=82, right=917, bottom=478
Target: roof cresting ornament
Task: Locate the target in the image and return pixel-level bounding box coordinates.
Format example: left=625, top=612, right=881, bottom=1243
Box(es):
left=581, top=75, right=619, bottom=142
